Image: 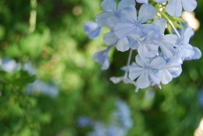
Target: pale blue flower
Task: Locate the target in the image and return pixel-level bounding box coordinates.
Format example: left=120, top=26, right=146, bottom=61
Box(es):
left=175, top=27, right=196, bottom=60
left=129, top=55, right=166, bottom=92
left=110, top=63, right=137, bottom=89
left=79, top=99, right=133, bottom=136
left=93, top=45, right=115, bottom=70
left=23, top=61, right=36, bottom=75
left=155, top=0, right=168, bottom=3
left=157, top=0, right=198, bottom=17
left=87, top=122, right=107, bottom=136
left=178, top=22, right=188, bottom=34
left=128, top=30, right=159, bottom=58
left=176, top=27, right=202, bottom=60
left=103, top=17, right=130, bottom=52
left=153, top=18, right=178, bottom=58
left=96, top=0, right=135, bottom=27
left=77, top=116, right=93, bottom=127
left=84, top=21, right=101, bottom=39
left=114, top=4, right=157, bottom=39
left=136, top=0, right=148, bottom=4
left=1, top=58, right=17, bottom=73
left=176, top=23, right=201, bottom=61
left=160, top=55, right=182, bottom=84
left=184, top=46, right=202, bottom=60
left=108, top=125, right=126, bottom=136
left=110, top=76, right=136, bottom=86
left=27, top=79, right=59, bottom=97
left=87, top=122, right=126, bottom=136
left=116, top=100, right=133, bottom=129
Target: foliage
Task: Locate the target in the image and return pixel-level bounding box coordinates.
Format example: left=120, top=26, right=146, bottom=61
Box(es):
left=0, top=0, right=202, bottom=136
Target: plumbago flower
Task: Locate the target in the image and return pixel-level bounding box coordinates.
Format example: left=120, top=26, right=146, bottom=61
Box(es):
left=84, top=21, right=101, bottom=39
left=92, top=0, right=136, bottom=70
left=104, top=16, right=130, bottom=52
left=93, top=45, right=115, bottom=70
left=176, top=27, right=201, bottom=61
left=96, top=0, right=135, bottom=27
left=78, top=99, right=133, bottom=136
left=129, top=55, right=166, bottom=92
left=160, top=53, right=183, bottom=85
left=155, top=0, right=197, bottom=17
left=114, top=4, right=158, bottom=39
left=136, top=0, right=148, bottom=4
left=153, top=18, right=178, bottom=58
left=84, top=0, right=202, bottom=92
left=128, top=30, right=159, bottom=58
left=110, top=63, right=137, bottom=89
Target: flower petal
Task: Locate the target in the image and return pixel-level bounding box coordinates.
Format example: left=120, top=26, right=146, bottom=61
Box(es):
left=138, top=4, right=156, bottom=23
left=192, top=47, right=202, bottom=60
left=103, top=32, right=118, bottom=45
left=135, top=54, right=146, bottom=67
left=141, top=24, right=160, bottom=39
left=118, top=0, right=136, bottom=12
left=166, top=0, right=182, bottom=17
left=96, top=12, right=114, bottom=27
left=184, top=46, right=202, bottom=60
left=93, top=48, right=111, bottom=70
left=159, top=41, right=176, bottom=58
left=106, top=16, right=120, bottom=31
left=101, top=0, right=117, bottom=12
left=161, top=69, right=172, bottom=84
left=167, top=65, right=181, bottom=73
left=128, top=34, right=140, bottom=49
left=143, top=30, right=156, bottom=41
left=123, top=77, right=137, bottom=86
left=182, top=27, right=194, bottom=44
left=149, top=70, right=162, bottom=84
left=120, top=5, right=137, bottom=23
left=162, top=34, right=178, bottom=46
left=179, top=43, right=194, bottom=59
left=88, top=27, right=101, bottom=39
left=110, top=77, right=124, bottom=84
left=129, top=66, right=144, bottom=80
left=136, top=0, right=148, bottom=4
left=114, top=23, right=136, bottom=39
left=136, top=71, right=151, bottom=89
left=116, top=37, right=130, bottom=52
left=84, top=21, right=99, bottom=35
left=84, top=21, right=101, bottom=39
left=171, top=67, right=182, bottom=78
left=182, top=0, right=197, bottom=12
left=138, top=44, right=149, bottom=58
left=153, top=18, right=167, bottom=36
left=149, top=57, right=166, bottom=70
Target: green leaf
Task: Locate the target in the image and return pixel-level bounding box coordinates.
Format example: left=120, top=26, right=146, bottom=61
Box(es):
left=5, top=44, right=22, bottom=57
left=0, top=25, right=5, bottom=40
left=11, top=75, right=36, bottom=86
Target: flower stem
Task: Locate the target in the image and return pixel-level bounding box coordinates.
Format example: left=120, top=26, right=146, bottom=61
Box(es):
left=155, top=5, right=181, bottom=38
left=124, top=49, right=133, bottom=78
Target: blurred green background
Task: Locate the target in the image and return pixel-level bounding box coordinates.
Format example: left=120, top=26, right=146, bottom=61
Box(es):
left=0, top=0, right=203, bottom=136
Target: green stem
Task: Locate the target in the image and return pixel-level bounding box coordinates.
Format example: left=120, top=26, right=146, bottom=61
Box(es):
left=0, top=76, right=7, bottom=83
left=155, top=5, right=181, bottom=38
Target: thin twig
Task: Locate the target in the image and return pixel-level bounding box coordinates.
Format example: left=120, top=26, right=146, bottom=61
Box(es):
left=124, top=49, right=133, bottom=78
left=155, top=5, right=181, bottom=38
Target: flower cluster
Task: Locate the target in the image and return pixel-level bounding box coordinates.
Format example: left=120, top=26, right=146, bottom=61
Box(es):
left=77, top=99, right=133, bottom=136
left=84, top=0, right=201, bottom=92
